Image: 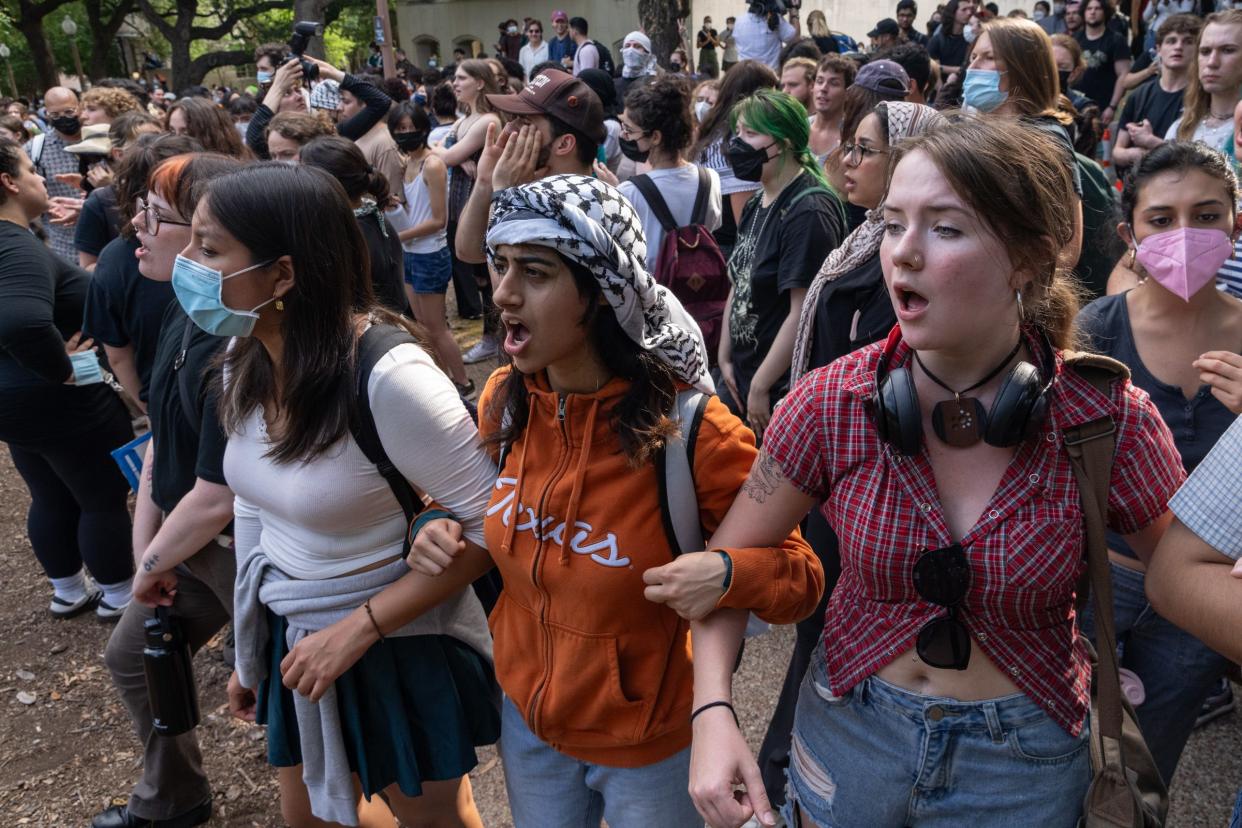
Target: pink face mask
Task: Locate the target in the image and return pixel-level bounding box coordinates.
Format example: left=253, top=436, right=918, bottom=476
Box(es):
left=1134, top=226, right=1235, bottom=301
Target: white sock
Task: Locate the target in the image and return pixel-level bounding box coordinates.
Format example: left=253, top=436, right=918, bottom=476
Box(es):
left=98, top=577, right=133, bottom=609
left=49, top=570, right=88, bottom=603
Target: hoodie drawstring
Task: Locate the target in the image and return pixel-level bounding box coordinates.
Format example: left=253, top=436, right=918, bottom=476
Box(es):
left=558, top=397, right=599, bottom=565
left=501, top=394, right=538, bottom=557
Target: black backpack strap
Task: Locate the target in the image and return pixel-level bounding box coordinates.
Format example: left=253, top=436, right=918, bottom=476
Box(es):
left=629, top=174, right=679, bottom=233
left=175, top=315, right=201, bottom=433
left=351, top=324, right=426, bottom=551
left=690, top=166, right=711, bottom=227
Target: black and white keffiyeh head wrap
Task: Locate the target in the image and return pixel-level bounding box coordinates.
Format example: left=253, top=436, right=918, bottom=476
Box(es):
left=486, top=174, right=714, bottom=393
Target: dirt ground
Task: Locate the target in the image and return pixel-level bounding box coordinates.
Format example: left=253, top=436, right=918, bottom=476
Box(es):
left=0, top=319, right=1238, bottom=827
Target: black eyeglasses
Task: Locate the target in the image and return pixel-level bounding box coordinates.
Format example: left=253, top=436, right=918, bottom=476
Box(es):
left=135, top=196, right=191, bottom=237
left=912, top=543, right=972, bottom=670
left=842, top=141, right=890, bottom=162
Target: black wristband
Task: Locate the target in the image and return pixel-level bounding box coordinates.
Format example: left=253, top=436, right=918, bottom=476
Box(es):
left=691, top=700, right=739, bottom=726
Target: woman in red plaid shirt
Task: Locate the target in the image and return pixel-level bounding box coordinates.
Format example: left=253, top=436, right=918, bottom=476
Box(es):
left=687, top=117, right=1185, bottom=828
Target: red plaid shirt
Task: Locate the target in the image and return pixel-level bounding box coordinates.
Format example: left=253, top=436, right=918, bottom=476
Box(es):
left=764, top=335, right=1184, bottom=734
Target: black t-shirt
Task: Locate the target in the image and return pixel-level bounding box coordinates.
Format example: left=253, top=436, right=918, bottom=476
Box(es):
left=1117, top=77, right=1185, bottom=143
left=356, top=213, right=409, bottom=316
left=146, top=302, right=230, bottom=513
left=1074, top=28, right=1129, bottom=109
left=812, top=35, right=840, bottom=55
left=929, top=30, right=968, bottom=70
left=0, top=221, right=86, bottom=387
left=808, top=253, right=894, bottom=371
left=82, top=235, right=175, bottom=402
left=0, top=221, right=126, bottom=445
left=73, top=185, right=120, bottom=257
left=728, top=173, right=845, bottom=404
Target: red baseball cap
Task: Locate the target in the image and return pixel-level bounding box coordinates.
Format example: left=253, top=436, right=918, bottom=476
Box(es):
left=551, top=10, right=568, bottom=22
left=486, top=68, right=606, bottom=146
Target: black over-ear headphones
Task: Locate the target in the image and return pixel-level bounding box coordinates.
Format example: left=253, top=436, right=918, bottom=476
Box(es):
left=868, top=326, right=1056, bottom=456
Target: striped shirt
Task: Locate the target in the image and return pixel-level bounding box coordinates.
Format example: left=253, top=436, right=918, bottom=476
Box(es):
left=764, top=332, right=1185, bottom=734
left=1169, top=413, right=1242, bottom=560
left=1216, top=238, right=1242, bottom=299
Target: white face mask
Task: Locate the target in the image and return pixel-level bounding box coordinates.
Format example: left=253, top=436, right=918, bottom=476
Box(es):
left=695, top=100, right=711, bottom=122
left=622, top=47, right=648, bottom=69
left=1054, top=1, right=1066, bottom=12
left=963, top=24, right=976, bottom=43
left=1033, top=8, right=1047, bottom=19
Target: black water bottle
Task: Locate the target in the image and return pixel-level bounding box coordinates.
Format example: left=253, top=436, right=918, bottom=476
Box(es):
left=143, top=606, right=200, bottom=736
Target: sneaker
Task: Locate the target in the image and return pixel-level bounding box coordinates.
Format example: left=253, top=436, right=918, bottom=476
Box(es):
left=95, top=598, right=130, bottom=623
left=1194, top=678, right=1236, bottom=729
left=455, top=378, right=477, bottom=400
left=462, top=338, right=499, bottom=364
left=49, top=589, right=101, bottom=619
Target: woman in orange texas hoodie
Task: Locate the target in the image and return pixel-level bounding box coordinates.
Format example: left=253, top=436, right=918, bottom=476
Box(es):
left=406, top=174, right=821, bottom=828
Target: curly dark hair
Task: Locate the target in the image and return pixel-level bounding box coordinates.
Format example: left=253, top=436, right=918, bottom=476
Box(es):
left=624, top=75, right=694, bottom=155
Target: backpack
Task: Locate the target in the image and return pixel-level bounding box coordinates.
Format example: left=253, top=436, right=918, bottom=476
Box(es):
left=27, top=133, right=47, bottom=178
left=1073, top=152, right=1122, bottom=302
left=592, top=40, right=617, bottom=76
left=351, top=324, right=499, bottom=613
left=630, top=168, right=730, bottom=366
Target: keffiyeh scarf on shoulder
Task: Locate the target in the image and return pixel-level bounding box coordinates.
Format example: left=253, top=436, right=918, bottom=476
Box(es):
left=790, top=102, right=946, bottom=385
left=486, top=174, right=714, bottom=393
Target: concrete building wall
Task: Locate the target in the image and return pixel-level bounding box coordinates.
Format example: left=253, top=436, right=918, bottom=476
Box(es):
left=394, top=0, right=1030, bottom=68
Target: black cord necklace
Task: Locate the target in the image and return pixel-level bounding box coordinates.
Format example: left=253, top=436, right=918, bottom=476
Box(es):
left=914, top=339, right=1022, bottom=447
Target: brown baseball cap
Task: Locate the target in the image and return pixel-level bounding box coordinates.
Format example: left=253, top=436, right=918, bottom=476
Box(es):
left=485, top=68, right=606, bottom=146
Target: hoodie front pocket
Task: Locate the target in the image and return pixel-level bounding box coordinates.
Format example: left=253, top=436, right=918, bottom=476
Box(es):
left=536, top=622, right=650, bottom=748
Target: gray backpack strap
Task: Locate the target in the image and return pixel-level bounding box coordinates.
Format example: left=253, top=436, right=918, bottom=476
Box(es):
left=661, top=388, right=709, bottom=556
left=28, top=133, right=46, bottom=175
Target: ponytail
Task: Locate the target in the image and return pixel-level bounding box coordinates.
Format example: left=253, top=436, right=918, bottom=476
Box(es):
left=298, top=134, right=394, bottom=208
left=364, top=165, right=391, bottom=208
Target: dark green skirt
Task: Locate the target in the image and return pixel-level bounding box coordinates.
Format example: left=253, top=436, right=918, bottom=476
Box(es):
left=256, top=610, right=500, bottom=798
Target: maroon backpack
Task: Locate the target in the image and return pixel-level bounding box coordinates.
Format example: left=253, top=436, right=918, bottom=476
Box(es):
left=630, top=168, right=729, bottom=365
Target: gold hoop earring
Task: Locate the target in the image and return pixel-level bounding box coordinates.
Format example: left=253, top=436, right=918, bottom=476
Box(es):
left=275, top=299, right=285, bottom=311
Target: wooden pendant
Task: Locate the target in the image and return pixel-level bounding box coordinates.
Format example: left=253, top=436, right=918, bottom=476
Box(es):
left=931, top=396, right=986, bottom=447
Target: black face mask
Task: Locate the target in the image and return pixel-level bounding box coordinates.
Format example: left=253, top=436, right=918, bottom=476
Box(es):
left=394, top=131, right=428, bottom=152
left=1057, top=69, right=1072, bottom=91
left=670, top=62, right=683, bottom=73
left=619, top=137, right=649, bottom=163
left=49, top=114, right=81, bottom=135
left=726, top=135, right=775, bottom=182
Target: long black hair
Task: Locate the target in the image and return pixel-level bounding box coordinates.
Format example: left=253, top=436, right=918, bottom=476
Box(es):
left=211, top=163, right=416, bottom=463
left=486, top=255, right=679, bottom=467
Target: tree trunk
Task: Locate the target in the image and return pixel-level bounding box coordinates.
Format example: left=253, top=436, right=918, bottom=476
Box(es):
left=15, top=5, right=60, bottom=92
left=293, top=0, right=330, bottom=59
left=638, top=0, right=689, bottom=67
left=85, top=0, right=137, bottom=81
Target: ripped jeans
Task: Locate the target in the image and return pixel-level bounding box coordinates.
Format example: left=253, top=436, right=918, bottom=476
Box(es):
left=783, top=649, right=1090, bottom=827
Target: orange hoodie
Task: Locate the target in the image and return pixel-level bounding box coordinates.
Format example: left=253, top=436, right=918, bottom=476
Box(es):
left=479, top=367, right=822, bottom=767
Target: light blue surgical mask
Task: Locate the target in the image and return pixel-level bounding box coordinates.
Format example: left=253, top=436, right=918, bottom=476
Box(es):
left=257, top=70, right=273, bottom=84
left=962, top=68, right=1009, bottom=113
left=69, top=350, right=105, bottom=385
left=171, top=254, right=279, bottom=338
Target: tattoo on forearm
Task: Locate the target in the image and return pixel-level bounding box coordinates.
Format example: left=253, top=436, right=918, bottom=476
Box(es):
left=741, top=450, right=783, bottom=504
left=143, top=554, right=159, bottom=573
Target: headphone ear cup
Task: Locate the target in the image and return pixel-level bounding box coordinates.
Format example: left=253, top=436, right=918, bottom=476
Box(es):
left=984, top=361, right=1046, bottom=447
left=879, top=364, right=922, bottom=455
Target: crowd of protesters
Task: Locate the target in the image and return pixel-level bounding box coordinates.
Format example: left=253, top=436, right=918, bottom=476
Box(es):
left=2, top=1, right=1242, bottom=827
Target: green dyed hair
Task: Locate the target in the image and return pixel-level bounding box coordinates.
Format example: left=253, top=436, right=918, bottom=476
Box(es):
left=729, top=88, right=834, bottom=192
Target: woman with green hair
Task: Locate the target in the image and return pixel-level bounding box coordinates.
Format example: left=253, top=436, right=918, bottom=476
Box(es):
left=716, top=88, right=846, bottom=441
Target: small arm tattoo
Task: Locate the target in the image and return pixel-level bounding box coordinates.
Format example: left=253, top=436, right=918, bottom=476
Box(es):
left=741, top=450, right=783, bottom=504
left=142, top=554, right=159, bottom=573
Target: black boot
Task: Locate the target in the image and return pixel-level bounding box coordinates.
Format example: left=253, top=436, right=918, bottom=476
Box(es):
left=91, top=798, right=211, bottom=828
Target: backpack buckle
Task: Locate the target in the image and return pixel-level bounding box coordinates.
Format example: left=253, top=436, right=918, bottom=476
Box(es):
left=1062, top=420, right=1115, bottom=446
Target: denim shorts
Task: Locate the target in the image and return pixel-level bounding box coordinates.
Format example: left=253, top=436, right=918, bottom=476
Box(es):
left=497, top=697, right=702, bottom=828
left=403, top=247, right=452, bottom=294
left=784, top=649, right=1090, bottom=827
